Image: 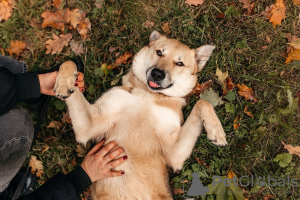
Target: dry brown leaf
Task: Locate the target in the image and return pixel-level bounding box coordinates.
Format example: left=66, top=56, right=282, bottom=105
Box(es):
left=288, top=38, right=300, bottom=50
left=237, top=84, right=259, bottom=103
left=223, top=77, right=236, bottom=95
left=185, top=0, right=204, bottom=6
left=45, top=33, right=72, bottom=55
left=269, top=0, right=286, bottom=28
left=234, top=115, right=241, bottom=130
left=76, top=143, right=90, bottom=157
left=95, top=0, right=104, bottom=8
left=143, top=20, right=154, bottom=29
left=285, top=49, right=300, bottom=63
left=71, top=157, right=77, bottom=166
left=70, top=40, right=84, bottom=56
left=0, top=0, right=14, bottom=22
left=5, top=40, right=26, bottom=56
left=62, top=111, right=72, bottom=124
left=173, top=188, right=184, bottom=195
left=77, top=18, right=91, bottom=40
left=29, top=155, right=44, bottom=177
left=282, top=142, right=300, bottom=157
left=63, top=8, right=82, bottom=29
left=286, top=33, right=298, bottom=53
left=115, top=51, right=133, bottom=65
left=296, top=92, right=300, bottom=105
left=41, top=144, right=50, bottom=154
left=162, top=22, right=171, bottom=34
left=52, top=0, right=63, bottom=9
left=216, top=67, right=228, bottom=84
left=192, top=80, right=212, bottom=96
left=41, top=10, right=65, bottom=32
left=239, top=0, right=255, bottom=15
left=261, top=5, right=275, bottom=19
left=47, top=120, right=63, bottom=129
left=244, top=105, right=254, bottom=118
left=216, top=13, right=225, bottom=18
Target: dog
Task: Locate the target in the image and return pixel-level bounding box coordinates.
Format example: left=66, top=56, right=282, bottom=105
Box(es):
left=54, top=31, right=227, bottom=199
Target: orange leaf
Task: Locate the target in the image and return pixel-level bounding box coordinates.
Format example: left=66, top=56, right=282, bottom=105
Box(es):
left=162, top=22, right=171, bottom=34
left=285, top=49, right=300, bottom=63
left=47, top=120, right=63, bottom=129
left=45, top=33, right=72, bottom=55
left=0, top=0, right=13, bottom=21
left=244, top=105, right=254, bottom=118
left=223, top=77, right=236, bottom=95
left=143, top=20, right=154, bottom=29
left=77, top=18, right=91, bottom=40
left=173, top=188, right=184, bottom=195
left=29, top=155, right=44, bottom=177
left=237, top=84, right=258, bottom=103
left=63, top=8, right=82, bottom=29
left=192, top=80, right=212, bottom=96
left=41, top=10, right=65, bottom=32
left=5, top=40, right=26, bottom=56
left=293, top=0, right=300, bottom=5
left=227, top=169, right=237, bottom=180
left=185, top=0, right=204, bottom=6
left=269, top=0, right=286, bottom=28
left=234, top=116, right=241, bottom=130
left=52, top=0, right=63, bottom=9
left=115, top=51, right=133, bottom=65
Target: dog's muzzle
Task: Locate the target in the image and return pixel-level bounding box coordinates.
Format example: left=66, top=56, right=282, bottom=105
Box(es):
left=147, top=68, right=173, bottom=90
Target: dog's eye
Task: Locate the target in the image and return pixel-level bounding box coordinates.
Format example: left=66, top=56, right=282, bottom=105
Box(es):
left=156, top=50, right=163, bottom=57
left=176, top=62, right=184, bottom=67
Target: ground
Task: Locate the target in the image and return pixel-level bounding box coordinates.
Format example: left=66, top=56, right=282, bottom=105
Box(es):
left=0, top=0, right=299, bottom=199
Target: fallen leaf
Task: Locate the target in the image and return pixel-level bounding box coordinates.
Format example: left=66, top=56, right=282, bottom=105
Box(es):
left=5, top=40, right=27, bottom=56
left=115, top=51, right=133, bottom=65
left=76, top=143, right=90, bottom=157
left=29, top=155, right=44, bottom=177
left=143, top=20, right=154, bottom=29
left=244, top=105, right=254, bottom=118
left=162, top=22, right=171, bottom=34
left=185, top=0, right=204, bottom=6
left=237, top=84, right=259, bottom=103
left=192, top=80, right=212, bottom=96
left=282, top=142, right=300, bottom=157
left=292, top=0, right=300, bottom=5
left=223, top=77, right=236, bottom=95
left=269, top=0, right=286, bottom=28
left=95, top=0, right=104, bottom=8
left=63, top=8, right=82, bottom=29
left=62, top=111, right=72, bottom=124
left=173, top=188, right=184, bottom=195
left=216, top=67, right=228, bottom=83
left=41, top=10, right=65, bottom=32
left=288, top=38, right=300, bottom=50
left=227, top=169, right=237, bottom=180
left=286, top=33, right=298, bottom=53
left=47, top=120, right=63, bottom=129
left=296, top=92, right=300, bottom=104
left=41, top=144, right=50, bottom=154
left=77, top=18, right=91, bottom=40
left=45, top=33, right=72, bottom=55
left=195, top=157, right=205, bottom=165
left=234, top=115, right=241, bottom=130
left=71, top=157, right=77, bottom=166
left=285, top=49, right=300, bottom=63
left=216, top=13, right=225, bottom=18
left=239, top=0, right=255, bottom=15
left=52, top=0, right=63, bottom=9
left=70, top=40, right=84, bottom=56
left=199, top=88, right=225, bottom=108
left=261, top=5, right=274, bottom=19
left=0, top=0, right=13, bottom=21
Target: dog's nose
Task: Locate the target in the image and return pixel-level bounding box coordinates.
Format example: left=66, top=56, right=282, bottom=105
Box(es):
left=151, top=68, right=165, bottom=81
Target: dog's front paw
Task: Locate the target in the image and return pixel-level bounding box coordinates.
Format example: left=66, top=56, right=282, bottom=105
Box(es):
left=54, top=61, right=78, bottom=100
left=204, top=120, right=227, bottom=146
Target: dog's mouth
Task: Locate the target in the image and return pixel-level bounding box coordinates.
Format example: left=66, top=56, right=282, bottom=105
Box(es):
left=147, top=80, right=173, bottom=90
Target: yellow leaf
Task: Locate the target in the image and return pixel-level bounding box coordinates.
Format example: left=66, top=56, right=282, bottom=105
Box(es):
left=5, top=40, right=26, bottom=56
left=282, top=142, right=300, bottom=157
left=285, top=49, right=300, bottom=63
left=227, top=169, right=237, bottom=180
left=216, top=67, right=228, bottom=84
left=234, top=116, right=241, bottom=130
left=269, top=0, right=286, bottom=28
left=29, top=155, right=44, bottom=177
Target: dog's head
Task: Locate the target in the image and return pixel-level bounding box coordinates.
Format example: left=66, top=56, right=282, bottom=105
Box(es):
left=132, top=31, right=215, bottom=97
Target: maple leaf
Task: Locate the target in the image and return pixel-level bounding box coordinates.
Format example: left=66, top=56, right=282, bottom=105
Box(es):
left=47, top=120, right=63, bottom=129
left=77, top=18, right=91, bottom=40
left=185, top=0, right=204, bottom=6
left=143, top=20, right=154, bottom=29
left=5, top=40, right=26, bottom=56
left=237, top=84, right=259, bottom=103
left=0, top=0, right=14, bottom=22
left=244, top=105, right=254, bottom=118
left=70, top=39, right=84, bottom=56
left=41, top=10, right=65, bottom=32
left=269, top=0, right=286, bottom=28
left=162, top=22, right=171, bottom=34
left=233, top=116, right=241, bottom=130
left=45, top=33, right=72, bottom=55
left=216, top=67, right=228, bottom=83
left=282, top=142, right=300, bottom=157
left=52, top=0, right=62, bottom=9
left=29, top=155, right=44, bottom=177
left=285, top=49, right=300, bottom=63
left=63, top=8, right=82, bottom=29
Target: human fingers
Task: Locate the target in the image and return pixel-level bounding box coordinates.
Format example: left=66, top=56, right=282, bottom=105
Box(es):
left=87, top=139, right=105, bottom=155
left=96, top=141, right=118, bottom=157
left=75, top=81, right=84, bottom=88
left=106, top=155, right=127, bottom=169
left=103, top=147, right=125, bottom=164
left=79, top=87, right=85, bottom=93
left=77, top=72, right=84, bottom=81
left=106, top=170, right=125, bottom=178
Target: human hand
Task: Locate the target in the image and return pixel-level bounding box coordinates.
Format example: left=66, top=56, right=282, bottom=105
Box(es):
left=80, top=140, right=127, bottom=182
left=38, top=71, right=84, bottom=96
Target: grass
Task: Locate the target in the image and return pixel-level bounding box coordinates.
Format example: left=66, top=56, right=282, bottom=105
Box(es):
left=0, top=0, right=299, bottom=199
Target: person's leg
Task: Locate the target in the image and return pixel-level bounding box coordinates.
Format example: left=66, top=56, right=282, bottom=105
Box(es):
left=0, top=105, right=34, bottom=192
left=0, top=55, right=27, bottom=74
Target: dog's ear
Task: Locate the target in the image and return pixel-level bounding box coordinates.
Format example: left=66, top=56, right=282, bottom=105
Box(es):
left=194, top=45, right=215, bottom=71
left=149, top=31, right=166, bottom=45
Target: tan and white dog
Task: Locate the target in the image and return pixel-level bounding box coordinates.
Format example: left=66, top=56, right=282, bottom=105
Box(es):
left=54, top=31, right=227, bottom=199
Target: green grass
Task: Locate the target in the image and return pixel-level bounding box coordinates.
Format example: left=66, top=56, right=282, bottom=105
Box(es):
left=1, top=0, right=299, bottom=199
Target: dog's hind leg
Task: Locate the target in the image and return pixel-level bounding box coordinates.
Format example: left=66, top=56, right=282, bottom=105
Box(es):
left=165, top=100, right=227, bottom=171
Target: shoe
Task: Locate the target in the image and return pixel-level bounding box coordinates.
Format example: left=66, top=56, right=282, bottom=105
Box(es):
left=0, top=167, right=37, bottom=199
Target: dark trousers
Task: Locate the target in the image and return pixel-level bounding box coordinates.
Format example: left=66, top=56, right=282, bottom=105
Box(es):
left=0, top=56, right=34, bottom=192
